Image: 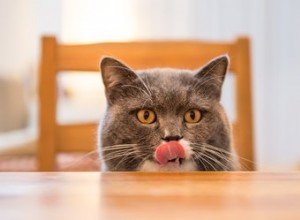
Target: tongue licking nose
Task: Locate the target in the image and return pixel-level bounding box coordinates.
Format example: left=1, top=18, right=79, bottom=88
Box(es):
left=155, top=141, right=186, bottom=165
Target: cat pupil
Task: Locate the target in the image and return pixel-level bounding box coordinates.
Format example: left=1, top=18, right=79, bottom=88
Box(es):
left=190, top=111, right=195, bottom=120
left=144, top=111, right=149, bottom=119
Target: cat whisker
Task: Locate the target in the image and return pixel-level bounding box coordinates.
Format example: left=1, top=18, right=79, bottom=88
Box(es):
left=101, top=143, right=152, bottom=170
left=104, top=148, right=139, bottom=155
left=191, top=143, right=235, bottom=170
left=113, top=154, right=136, bottom=170
left=207, top=149, right=246, bottom=171
left=101, top=144, right=139, bottom=156
left=193, top=151, right=218, bottom=171
left=200, top=143, right=255, bottom=170
left=60, top=150, right=100, bottom=170
left=114, top=152, right=148, bottom=171
left=103, top=148, right=140, bottom=161
left=190, top=142, right=255, bottom=171
left=190, top=153, right=208, bottom=171
left=205, top=144, right=255, bottom=164
left=141, top=97, right=154, bottom=109
left=203, top=148, right=238, bottom=169
left=137, top=155, right=150, bottom=170
left=121, top=84, right=152, bottom=99
left=200, top=151, right=229, bottom=171
left=201, top=150, right=232, bottom=171
left=114, top=154, right=140, bottom=171
left=102, top=144, right=147, bottom=159
left=104, top=153, right=136, bottom=164
left=105, top=64, right=153, bottom=98
left=101, top=144, right=138, bottom=151
left=192, top=74, right=224, bottom=93
left=135, top=73, right=153, bottom=98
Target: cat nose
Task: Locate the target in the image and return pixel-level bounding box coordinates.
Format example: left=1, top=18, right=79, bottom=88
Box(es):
left=162, top=135, right=183, bottom=142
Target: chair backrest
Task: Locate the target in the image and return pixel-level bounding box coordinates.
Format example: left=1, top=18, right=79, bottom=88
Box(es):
left=38, top=36, right=255, bottom=171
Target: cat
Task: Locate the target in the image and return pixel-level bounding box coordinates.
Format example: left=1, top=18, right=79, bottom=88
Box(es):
left=98, top=55, right=239, bottom=171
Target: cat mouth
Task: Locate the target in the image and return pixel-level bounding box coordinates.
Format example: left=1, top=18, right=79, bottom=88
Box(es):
left=166, top=157, right=185, bottom=166
left=153, top=157, right=186, bottom=168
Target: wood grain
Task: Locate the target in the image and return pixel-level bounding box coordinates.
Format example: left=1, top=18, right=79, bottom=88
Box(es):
left=56, top=123, right=97, bottom=152
left=57, top=41, right=237, bottom=71
left=232, top=37, right=255, bottom=170
left=38, top=37, right=57, bottom=171
left=0, top=172, right=300, bottom=220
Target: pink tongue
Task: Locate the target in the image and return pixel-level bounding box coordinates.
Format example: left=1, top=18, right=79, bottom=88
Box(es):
left=155, top=141, right=186, bottom=165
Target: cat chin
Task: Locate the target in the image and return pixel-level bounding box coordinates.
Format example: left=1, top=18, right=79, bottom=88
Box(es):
left=139, top=160, right=197, bottom=171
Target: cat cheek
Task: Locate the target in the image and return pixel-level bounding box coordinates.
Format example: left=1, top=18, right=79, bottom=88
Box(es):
left=134, top=120, right=158, bottom=131
left=179, top=139, right=193, bottom=160
left=185, top=123, right=203, bottom=131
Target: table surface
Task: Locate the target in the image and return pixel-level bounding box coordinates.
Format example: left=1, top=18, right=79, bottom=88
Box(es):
left=1, top=172, right=300, bottom=220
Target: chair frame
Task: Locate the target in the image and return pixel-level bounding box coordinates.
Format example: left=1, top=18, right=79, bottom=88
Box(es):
left=38, top=36, right=255, bottom=171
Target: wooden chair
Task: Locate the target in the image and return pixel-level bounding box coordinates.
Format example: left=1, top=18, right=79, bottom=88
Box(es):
left=38, top=36, right=255, bottom=171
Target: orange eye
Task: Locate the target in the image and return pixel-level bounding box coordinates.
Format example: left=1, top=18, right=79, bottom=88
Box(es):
left=184, top=109, right=202, bottom=123
left=137, top=109, right=156, bottom=124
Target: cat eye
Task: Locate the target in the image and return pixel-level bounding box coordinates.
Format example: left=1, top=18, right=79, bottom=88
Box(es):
left=137, top=109, right=156, bottom=124
left=184, top=109, right=202, bottom=123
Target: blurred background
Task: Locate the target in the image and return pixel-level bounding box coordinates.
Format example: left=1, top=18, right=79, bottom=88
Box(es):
left=0, top=0, right=299, bottom=171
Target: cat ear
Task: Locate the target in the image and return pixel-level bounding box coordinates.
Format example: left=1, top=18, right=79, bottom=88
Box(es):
left=100, top=57, right=137, bottom=95
left=195, top=55, right=229, bottom=99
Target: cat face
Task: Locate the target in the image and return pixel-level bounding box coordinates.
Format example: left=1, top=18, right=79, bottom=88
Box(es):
left=98, top=56, right=238, bottom=171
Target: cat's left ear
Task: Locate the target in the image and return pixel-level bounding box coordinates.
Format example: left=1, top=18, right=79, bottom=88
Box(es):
left=195, top=55, right=229, bottom=99
left=100, top=57, right=137, bottom=97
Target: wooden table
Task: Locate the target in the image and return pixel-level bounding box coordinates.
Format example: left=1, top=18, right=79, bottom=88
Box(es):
left=1, top=172, right=300, bottom=220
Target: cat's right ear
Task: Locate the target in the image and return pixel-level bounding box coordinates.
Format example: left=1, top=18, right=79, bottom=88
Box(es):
left=194, top=55, right=229, bottom=100
left=100, top=57, right=137, bottom=96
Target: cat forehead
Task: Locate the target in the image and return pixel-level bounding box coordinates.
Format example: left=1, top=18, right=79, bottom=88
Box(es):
left=130, top=68, right=210, bottom=109
left=136, top=68, right=196, bottom=87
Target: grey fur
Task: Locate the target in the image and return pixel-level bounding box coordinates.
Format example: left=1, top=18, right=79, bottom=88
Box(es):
left=98, top=56, right=238, bottom=171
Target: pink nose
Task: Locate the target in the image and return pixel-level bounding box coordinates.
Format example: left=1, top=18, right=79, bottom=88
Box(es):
left=155, top=141, right=186, bottom=165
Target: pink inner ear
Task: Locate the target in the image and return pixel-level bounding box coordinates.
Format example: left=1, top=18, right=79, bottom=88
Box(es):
left=155, top=141, right=186, bottom=165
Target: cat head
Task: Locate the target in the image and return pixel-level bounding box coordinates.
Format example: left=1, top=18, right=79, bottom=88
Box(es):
left=99, top=55, right=237, bottom=171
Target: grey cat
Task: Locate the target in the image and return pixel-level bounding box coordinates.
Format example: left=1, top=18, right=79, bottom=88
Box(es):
left=98, top=55, right=239, bottom=171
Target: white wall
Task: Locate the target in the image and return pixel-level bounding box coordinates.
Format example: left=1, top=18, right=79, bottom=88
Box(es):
left=0, top=0, right=36, bottom=75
